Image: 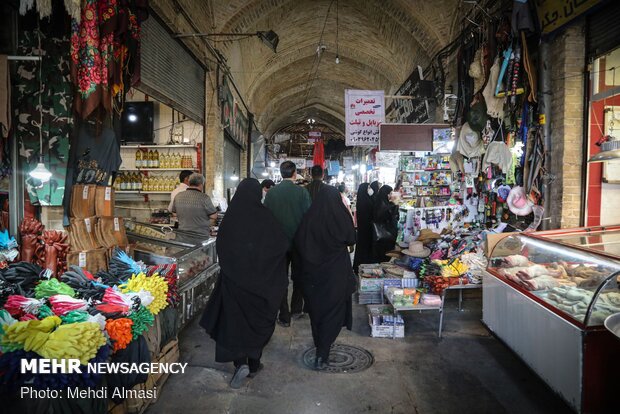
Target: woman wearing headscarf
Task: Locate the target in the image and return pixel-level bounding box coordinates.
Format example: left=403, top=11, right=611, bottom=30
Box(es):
left=353, top=183, right=373, bottom=273
left=295, top=186, right=356, bottom=370
left=372, top=185, right=398, bottom=262
left=200, top=178, right=289, bottom=389
left=368, top=181, right=380, bottom=204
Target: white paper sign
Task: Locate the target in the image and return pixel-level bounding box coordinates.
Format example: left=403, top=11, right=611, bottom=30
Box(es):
left=114, top=217, right=120, bottom=232
left=345, top=89, right=385, bottom=146
left=82, top=185, right=89, bottom=199
left=105, top=187, right=112, bottom=201
left=78, top=252, right=87, bottom=267
left=84, top=218, right=92, bottom=233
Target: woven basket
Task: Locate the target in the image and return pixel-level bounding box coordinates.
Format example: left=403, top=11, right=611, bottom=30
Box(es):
left=70, top=184, right=96, bottom=218
left=95, top=186, right=115, bottom=217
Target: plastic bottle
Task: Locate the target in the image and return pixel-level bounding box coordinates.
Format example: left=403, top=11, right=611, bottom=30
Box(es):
left=154, top=149, right=160, bottom=168
left=135, top=149, right=142, bottom=169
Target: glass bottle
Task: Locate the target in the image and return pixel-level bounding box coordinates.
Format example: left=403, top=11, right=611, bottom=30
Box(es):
left=119, top=173, right=127, bottom=191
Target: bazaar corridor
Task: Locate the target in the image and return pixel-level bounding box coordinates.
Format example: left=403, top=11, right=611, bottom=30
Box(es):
left=148, top=290, right=571, bottom=414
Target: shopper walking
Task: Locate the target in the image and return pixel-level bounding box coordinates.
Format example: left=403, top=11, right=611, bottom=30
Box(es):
left=295, top=186, right=356, bottom=370
left=353, top=183, right=373, bottom=273
left=368, top=180, right=380, bottom=203
left=305, top=164, right=327, bottom=201
left=264, top=161, right=312, bottom=326
left=171, top=173, right=217, bottom=240
left=200, top=178, right=289, bottom=389
left=372, top=185, right=398, bottom=262
left=338, top=183, right=353, bottom=217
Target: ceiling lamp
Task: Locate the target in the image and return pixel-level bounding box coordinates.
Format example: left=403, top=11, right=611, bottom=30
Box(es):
left=30, top=156, right=52, bottom=182
left=29, top=31, right=51, bottom=184
left=174, top=30, right=279, bottom=53
left=335, top=0, right=340, bottom=64
left=230, top=170, right=240, bottom=181
left=588, top=140, right=620, bottom=163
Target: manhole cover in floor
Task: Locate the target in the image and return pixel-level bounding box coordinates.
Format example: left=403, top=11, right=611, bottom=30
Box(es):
left=302, top=343, right=374, bottom=373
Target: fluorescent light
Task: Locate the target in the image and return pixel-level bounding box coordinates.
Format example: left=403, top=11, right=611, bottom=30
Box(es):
left=128, top=114, right=138, bottom=122
left=30, top=162, right=52, bottom=182
left=230, top=174, right=239, bottom=181
left=261, top=171, right=269, bottom=177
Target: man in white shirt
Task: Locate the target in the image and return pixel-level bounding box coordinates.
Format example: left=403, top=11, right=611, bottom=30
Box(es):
left=168, top=170, right=194, bottom=211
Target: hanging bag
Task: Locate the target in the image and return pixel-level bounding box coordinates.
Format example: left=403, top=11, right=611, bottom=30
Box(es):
left=371, top=222, right=394, bottom=244
left=95, top=186, right=115, bottom=217
left=70, top=184, right=96, bottom=218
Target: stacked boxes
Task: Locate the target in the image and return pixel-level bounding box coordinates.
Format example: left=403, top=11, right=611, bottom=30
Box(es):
left=367, top=304, right=405, bottom=338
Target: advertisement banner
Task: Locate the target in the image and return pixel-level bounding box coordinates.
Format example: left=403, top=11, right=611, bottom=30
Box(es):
left=345, top=90, right=385, bottom=146
left=535, top=0, right=600, bottom=33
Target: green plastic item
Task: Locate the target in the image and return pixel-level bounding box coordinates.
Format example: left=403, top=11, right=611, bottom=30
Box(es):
left=35, top=279, right=76, bottom=299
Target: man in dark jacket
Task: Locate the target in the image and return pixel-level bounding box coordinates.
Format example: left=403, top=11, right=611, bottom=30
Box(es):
left=305, top=165, right=326, bottom=201
left=264, top=161, right=312, bottom=326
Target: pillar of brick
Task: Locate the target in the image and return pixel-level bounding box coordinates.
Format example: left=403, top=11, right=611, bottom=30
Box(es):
left=549, top=22, right=586, bottom=229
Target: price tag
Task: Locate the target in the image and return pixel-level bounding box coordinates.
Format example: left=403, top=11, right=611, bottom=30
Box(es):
left=105, top=187, right=112, bottom=201
left=83, top=185, right=89, bottom=199
left=79, top=252, right=87, bottom=267
left=114, top=217, right=120, bottom=232
left=85, top=218, right=92, bottom=233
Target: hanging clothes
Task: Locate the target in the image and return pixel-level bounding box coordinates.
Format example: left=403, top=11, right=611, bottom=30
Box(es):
left=294, top=186, right=356, bottom=361
left=200, top=178, right=289, bottom=364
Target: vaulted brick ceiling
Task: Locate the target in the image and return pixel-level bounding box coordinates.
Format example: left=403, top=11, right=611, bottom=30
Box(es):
left=197, top=0, right=461, bottom=137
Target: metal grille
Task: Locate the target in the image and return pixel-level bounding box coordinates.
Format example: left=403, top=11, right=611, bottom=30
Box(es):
left=587, top=2, right=620, bottom=60
left=140, top=17, right=205, bottom=122
left=302, top=343, right=374, bottom=373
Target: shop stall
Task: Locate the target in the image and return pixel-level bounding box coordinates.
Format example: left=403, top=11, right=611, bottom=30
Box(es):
left=484, top=231, right=620, bottom=413
left=124, top=221, right=219, bottom=329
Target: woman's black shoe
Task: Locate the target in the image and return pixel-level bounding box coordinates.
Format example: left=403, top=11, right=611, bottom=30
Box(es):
left=314, top=357, right=328, bottom=371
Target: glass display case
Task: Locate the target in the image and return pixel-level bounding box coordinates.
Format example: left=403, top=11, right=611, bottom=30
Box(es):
left=488, top=234, right=620, bottom=328
left=125, top=221, right=217, bottom=286
left=484, top=231, right=620, bottom=413
left=125, top=221, right=219, bottom=328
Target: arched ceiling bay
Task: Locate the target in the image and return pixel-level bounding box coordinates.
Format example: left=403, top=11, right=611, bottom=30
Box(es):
left=202, top=0, right=460, bottom=138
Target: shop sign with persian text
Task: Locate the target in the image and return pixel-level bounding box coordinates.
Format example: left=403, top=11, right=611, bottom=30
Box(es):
left=535, top=0, right=600, bottom=33
left=345, top=90, right=385, bottom=146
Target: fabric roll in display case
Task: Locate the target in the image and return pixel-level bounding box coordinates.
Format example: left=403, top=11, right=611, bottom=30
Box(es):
left=124, top=221, right=219, bottom=329
left=483, top=229, right=620, bottom=413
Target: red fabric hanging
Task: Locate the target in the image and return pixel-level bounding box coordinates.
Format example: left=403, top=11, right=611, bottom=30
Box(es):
left=312, top=139, right=325, bottom=168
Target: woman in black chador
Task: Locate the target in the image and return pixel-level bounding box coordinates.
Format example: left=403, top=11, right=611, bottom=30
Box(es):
left=295, top=186, right=356, bottom=370
left=200, top=178, right=289, bottom=388
left=353, top=183, right=373, bottom=273
left=372, top=185, right=398, bottom=262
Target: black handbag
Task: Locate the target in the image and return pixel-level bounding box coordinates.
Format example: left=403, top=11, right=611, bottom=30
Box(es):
left=372, top=222, right=393, bottom=243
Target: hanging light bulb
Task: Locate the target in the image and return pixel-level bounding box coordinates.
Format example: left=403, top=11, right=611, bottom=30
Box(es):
left=30, top=155, right=52, bottom=182
left=335, top=55, right=340, bottom=64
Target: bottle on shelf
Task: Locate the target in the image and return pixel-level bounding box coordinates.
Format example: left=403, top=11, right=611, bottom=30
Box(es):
left=135, top=149, right=142, bottom=169
left=119, top=173, right=127, bottom=191
left=154, top=149, right=160, bottom=168
left=160, top=153, right=168, bottom=169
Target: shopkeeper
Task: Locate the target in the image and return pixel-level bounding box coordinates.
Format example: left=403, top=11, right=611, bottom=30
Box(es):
left=171, top=173, right=218, bottom=239
left=168, top=170, right=195, bottom=211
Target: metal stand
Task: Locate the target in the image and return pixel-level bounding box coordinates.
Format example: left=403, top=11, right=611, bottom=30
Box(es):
left=438, top=284, right=482, bottom=338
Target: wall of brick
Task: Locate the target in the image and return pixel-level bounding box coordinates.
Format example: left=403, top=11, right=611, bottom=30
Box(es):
left=549, top=22, right=586, bottom=229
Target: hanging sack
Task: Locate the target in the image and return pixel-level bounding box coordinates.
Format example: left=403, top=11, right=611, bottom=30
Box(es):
left=70, top=184, right=96, bottom=218
left=95, top=186, right=115, bottom=217
left=69, top=217, right=102, bottom=251
left=372, top=222, right=394, bottom=244
left=96, top=217, right=128, bottom=248
left=67, top=248, right=108, bottom=273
